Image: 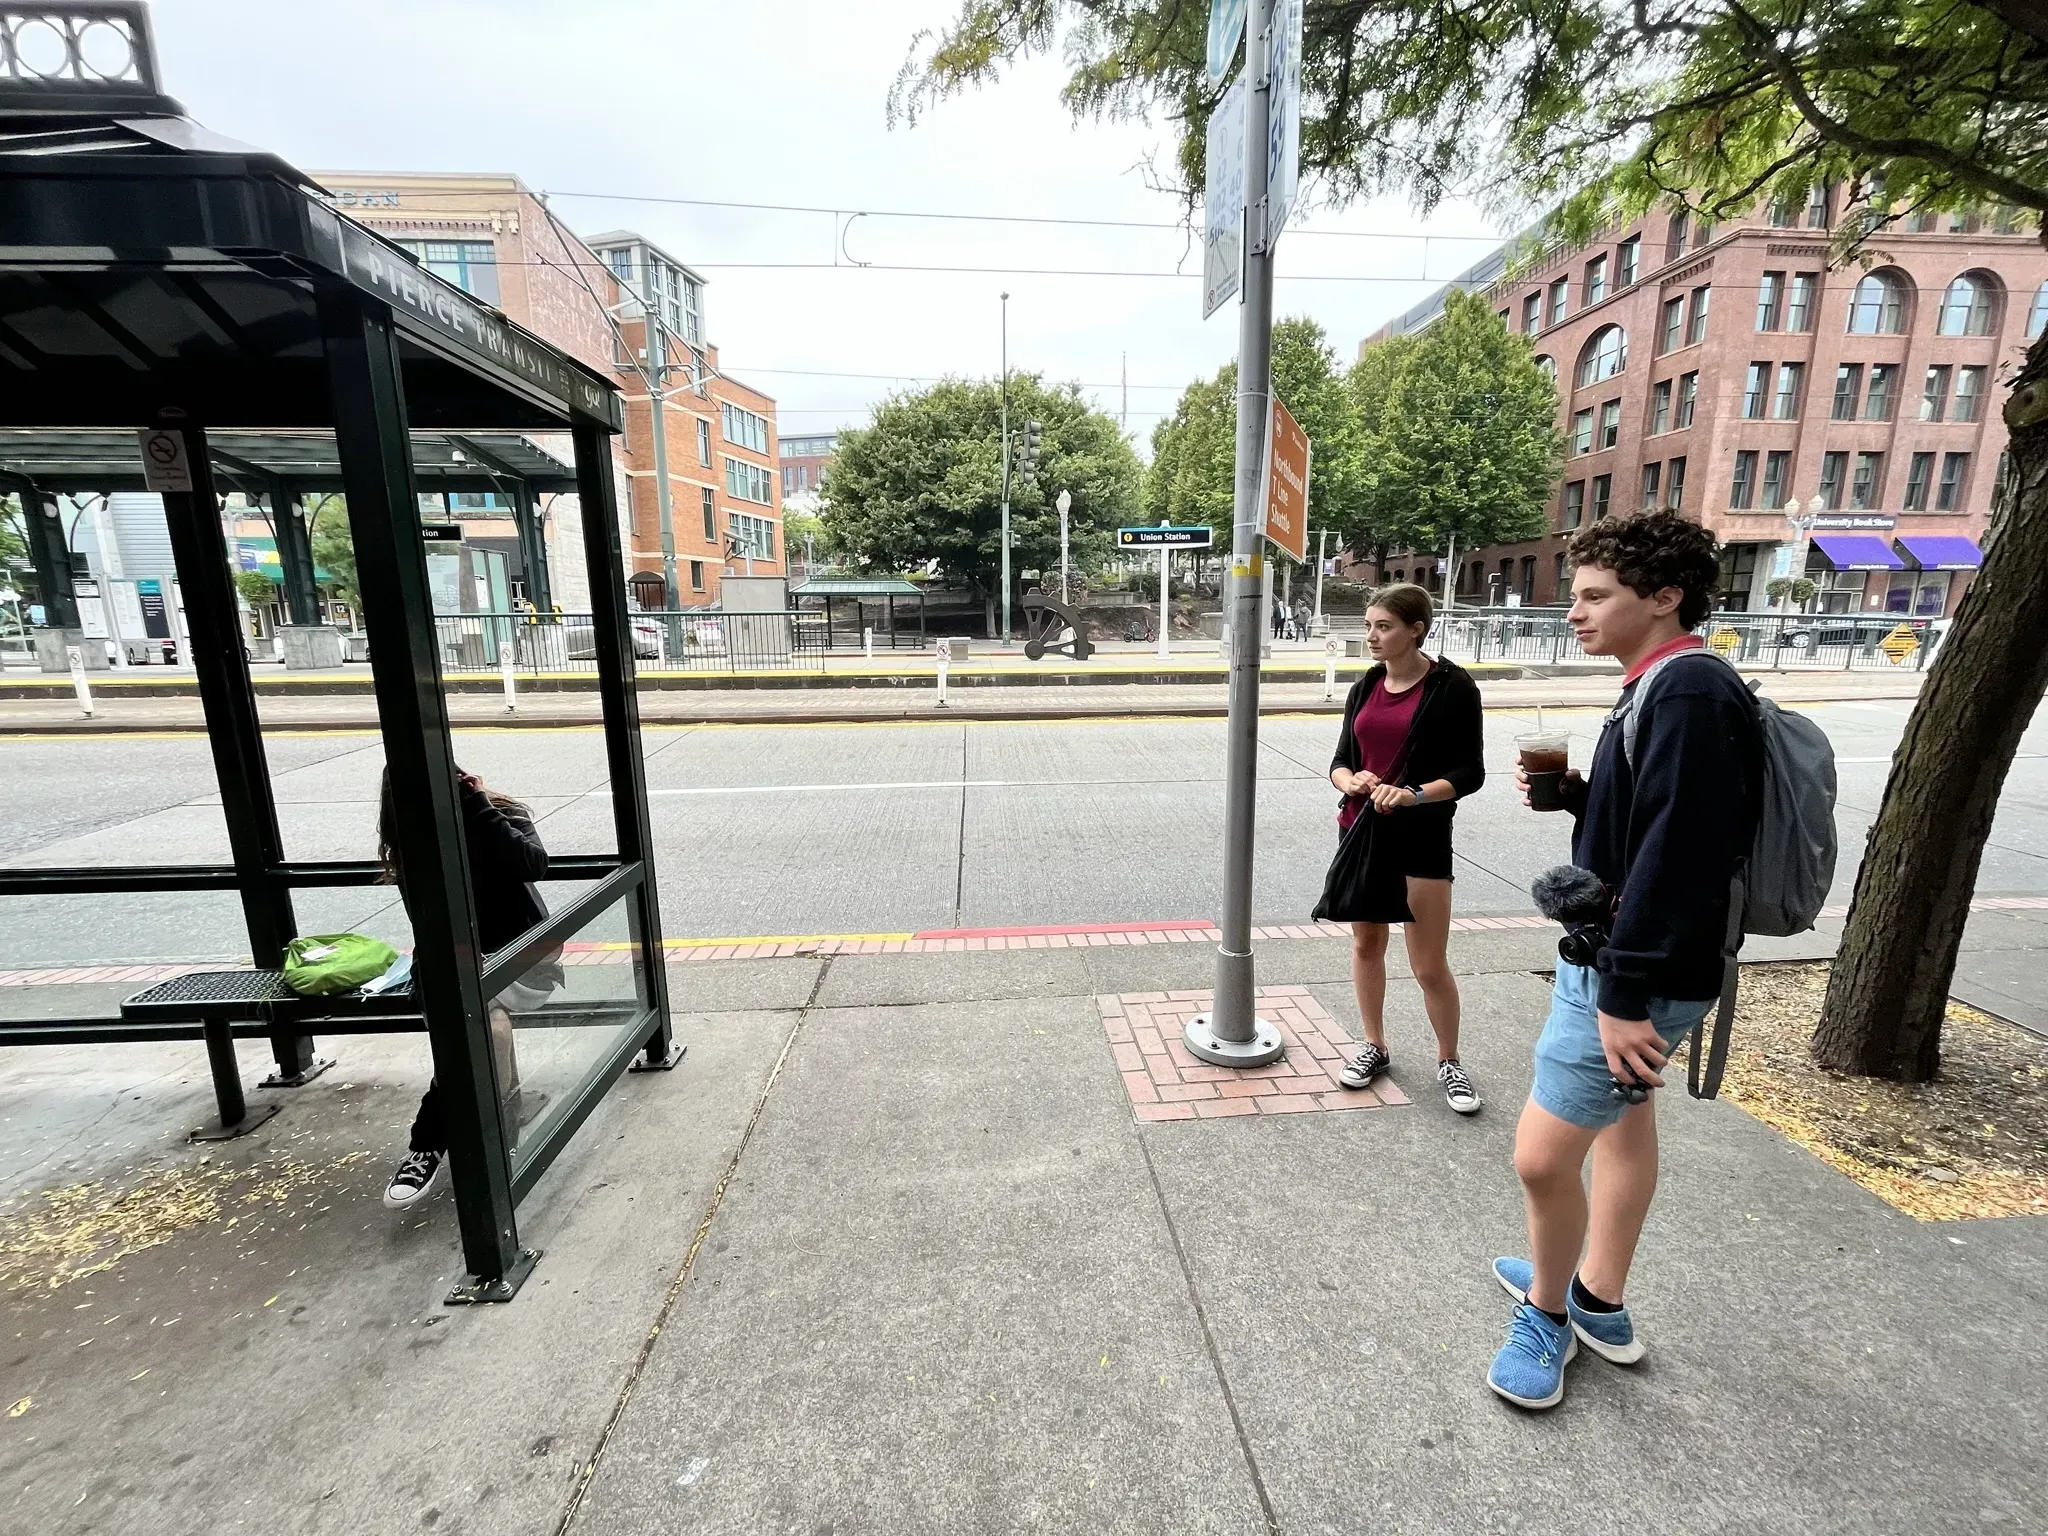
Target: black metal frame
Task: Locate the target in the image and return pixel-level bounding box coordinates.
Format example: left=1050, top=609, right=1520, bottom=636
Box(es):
left=0, top=41, right=674, bottom=1299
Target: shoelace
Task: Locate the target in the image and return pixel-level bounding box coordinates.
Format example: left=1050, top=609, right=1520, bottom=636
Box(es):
left=1350, top=1045, right=1388, bottom=1076
left=394, top=1153, right=435, bottom=1186
left=1508, top=1303, right=1567, bottom=1366
left=1439, top=1060, right=1475, bottom=1097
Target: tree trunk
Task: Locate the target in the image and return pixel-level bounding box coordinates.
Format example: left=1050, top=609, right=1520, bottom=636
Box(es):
left=1813, top=333, right=2048, bottom=1080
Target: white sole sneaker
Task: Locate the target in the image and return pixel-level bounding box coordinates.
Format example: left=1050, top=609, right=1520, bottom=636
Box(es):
left=1486, top=1333, right=1578, bottom=1410
left=1497, top=1262, right=1645, bottom=1364
left=383, top=1158, right=445, bottom=1210
left=1445, top=1092, right=1482, bottom=1115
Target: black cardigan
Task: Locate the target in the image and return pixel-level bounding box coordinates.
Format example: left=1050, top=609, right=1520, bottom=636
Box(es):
left=459, top=783, right=550, bottom=953
left=1328, top=659, right=1486, bottom=807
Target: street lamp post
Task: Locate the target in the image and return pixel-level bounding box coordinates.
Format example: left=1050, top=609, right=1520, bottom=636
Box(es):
left=1780, top=495, right=1822, bottom=610
left=1056, top=488, right=1072, bottom=604
left=998, top=292, right=1012, bottom=645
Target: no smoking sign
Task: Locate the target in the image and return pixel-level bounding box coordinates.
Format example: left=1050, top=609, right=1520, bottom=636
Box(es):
left=136, top=429, right=194, bottom=493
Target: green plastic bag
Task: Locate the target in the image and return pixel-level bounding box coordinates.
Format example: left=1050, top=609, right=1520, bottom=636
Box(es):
left=282, top=933, right=400, bottom=996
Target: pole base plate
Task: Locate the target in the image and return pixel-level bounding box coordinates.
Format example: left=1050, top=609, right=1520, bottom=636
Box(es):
left=1182, top=1013, right=1285, bottom=1068
left=261, top=1056, right=336, bottom=1090
left=629, top=1041, right=688, bottom=1073
left=446, top=1247, right=542, bottom=1305
left=190, top=1104, right=280, bottom=1143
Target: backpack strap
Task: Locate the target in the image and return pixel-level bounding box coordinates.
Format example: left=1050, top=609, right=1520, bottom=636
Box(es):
left=1690, top=861, right=1745, bottom=1100
left=1617, top=647, right=1732, bottom=770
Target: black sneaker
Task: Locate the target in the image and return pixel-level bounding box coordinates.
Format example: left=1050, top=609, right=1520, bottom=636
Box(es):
left=383, top=1149, right=444, bottom=1210
left=1338, top=1041, right=1391, bottom=1090
left=1437, top=1057, right=1482, bottom=1115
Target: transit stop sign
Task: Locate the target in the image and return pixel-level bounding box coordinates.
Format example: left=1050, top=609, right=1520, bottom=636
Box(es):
left=1261, top=396, right=1310, bottom=562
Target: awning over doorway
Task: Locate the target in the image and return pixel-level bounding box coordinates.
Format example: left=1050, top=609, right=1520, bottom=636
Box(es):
left=1811, top=535, right=1904, bottom=571
left=1895, top=536, right=1984, bottom=570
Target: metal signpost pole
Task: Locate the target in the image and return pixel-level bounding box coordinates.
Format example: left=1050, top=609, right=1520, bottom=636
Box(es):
left=1057, top=488, right=1072, bottom=604
left=1313, top=528, right=1329, bottom=629
left=999, top=292, right=1012, bottom=645
left=1188, top=0, right=1284, bottom=1067
left=1158, top=521, right=1171, bottom=661
left=643, top=317, right=682, bottom=657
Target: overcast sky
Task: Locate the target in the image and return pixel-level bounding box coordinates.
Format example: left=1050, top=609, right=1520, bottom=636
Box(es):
left=152, top=0, right=1510, bottom=452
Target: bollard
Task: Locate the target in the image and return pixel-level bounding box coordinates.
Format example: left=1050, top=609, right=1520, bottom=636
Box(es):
left=1323, top=636, right=1340, bottom=702
left=935, top=637, right=951, bottom=709
left=863, top=626, right=873, bottom=662
left=67, top=644, right=93, bottom=718
left=499, top=640, right=517, bottom=714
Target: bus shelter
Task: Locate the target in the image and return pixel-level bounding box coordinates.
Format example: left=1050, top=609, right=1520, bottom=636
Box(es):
left=0, top=7, right=671, bottom=1301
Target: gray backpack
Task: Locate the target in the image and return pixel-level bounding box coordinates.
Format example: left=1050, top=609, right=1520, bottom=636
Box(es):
left=1618, top=648, right=1839, bottom=1096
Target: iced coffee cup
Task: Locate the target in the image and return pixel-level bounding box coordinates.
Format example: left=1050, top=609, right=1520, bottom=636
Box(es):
left=1517, top=731, right=1571, bottom=812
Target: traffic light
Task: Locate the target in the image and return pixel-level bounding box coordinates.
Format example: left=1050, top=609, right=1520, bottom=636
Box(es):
left=1018, top=420, right=1043, bottom=486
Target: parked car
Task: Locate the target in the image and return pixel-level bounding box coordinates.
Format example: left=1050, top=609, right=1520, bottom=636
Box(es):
left=562, top=617, right=664, bottom=662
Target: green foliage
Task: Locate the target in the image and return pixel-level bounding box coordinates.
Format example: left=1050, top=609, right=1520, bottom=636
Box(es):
left=900, top=5, right=2047, bottom=236
left=233, top=569, right=279, bottom=611
left=1144, top=316, right=1364, bottom=560
left=0, top=494, right=29, bottom=582
left=820, top=374, right=1142, bottom=602
left=1351, top=291, right=1561, bottom=560
left=307, top=496, right=359, bottom=608
left=1766, top=575, right=1819, bottom=607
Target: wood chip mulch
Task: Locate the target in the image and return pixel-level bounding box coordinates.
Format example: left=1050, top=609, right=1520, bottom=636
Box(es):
left=1719, top=962, right=2048, bottom=1222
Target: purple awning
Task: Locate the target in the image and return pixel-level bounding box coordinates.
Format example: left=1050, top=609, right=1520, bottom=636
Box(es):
left=1896, top=536, right=1984, bottom=570
left=1811, top=534, right=1904, bottom=571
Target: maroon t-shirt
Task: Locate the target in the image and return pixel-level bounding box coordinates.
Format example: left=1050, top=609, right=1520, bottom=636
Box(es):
left=1338, top=668, right=1428, bottom=832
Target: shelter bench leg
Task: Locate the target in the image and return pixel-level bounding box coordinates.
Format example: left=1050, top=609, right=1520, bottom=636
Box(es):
left=261, top=1031, right=335, bottom=1089
left=629, top=1018, right=686, bottom=1073
left=191, top=1017, right=280, bottom=1142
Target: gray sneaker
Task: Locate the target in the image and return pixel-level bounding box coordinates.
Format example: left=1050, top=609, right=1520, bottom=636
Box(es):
left=1338, top=1041, right=1391, bottom=1090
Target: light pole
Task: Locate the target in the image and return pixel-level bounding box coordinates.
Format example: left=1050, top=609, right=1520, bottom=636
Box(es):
left=1312, top=528, right=1331, bottom=631
left=1780, top=495, right=1822, bottom=610
left=998, top=292, right=1012, bottom=645
left=1056, top=487, right=1072, bottom=603
left=1186, top=0, right=1284, bottom=1070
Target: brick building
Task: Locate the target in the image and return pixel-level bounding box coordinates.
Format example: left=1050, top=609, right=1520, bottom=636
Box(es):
left=779, top=432, right=838, bottom=504
left=1359, top=192, right=2047, bottom=616
left=312, top=178, right=784, bottom=608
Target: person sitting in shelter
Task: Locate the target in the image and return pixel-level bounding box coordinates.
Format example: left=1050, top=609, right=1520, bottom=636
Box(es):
left=379, top=766, right=563, bottom=1210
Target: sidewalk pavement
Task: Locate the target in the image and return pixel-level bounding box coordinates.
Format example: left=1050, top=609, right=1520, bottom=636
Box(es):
left=2, top=918, right=2041, bottom=1534
left=0, top=667, right=1927, bottom=733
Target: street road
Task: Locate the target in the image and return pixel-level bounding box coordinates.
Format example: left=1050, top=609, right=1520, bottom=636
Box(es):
left=3, top=700, right=2045, bottom=968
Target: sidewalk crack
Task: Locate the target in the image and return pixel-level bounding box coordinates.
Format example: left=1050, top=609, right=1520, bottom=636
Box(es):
left=553, top=956, right=833, bottom=1535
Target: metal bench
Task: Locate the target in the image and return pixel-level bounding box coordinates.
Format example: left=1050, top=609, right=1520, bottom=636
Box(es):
left=121, top=970, right=421, bottom=1140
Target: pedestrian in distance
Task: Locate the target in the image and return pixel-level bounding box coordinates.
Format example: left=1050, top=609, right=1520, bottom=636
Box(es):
left=1487, top=509, right=1762, bottom=1411
left=1292, top=594, right=1312, bottom=641
left=1312, top=583, right=1486, bottom=1114
left=379, top=765, right=564, bottom=1210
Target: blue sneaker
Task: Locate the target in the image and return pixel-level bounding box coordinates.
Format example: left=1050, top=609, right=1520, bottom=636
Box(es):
left=1492, top=1257, right=1646, bottom=1366
left=1487, top=1302, right=1577, bottom=1410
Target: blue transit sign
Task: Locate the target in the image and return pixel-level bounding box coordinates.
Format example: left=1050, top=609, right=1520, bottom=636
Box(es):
left=1120, top=526, right=1214, bottom=549
left=1207, top=0, right=1248, bottom=85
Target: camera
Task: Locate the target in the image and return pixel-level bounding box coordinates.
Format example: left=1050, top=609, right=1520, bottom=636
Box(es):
left=1531, top=865, right=1612, bottom=968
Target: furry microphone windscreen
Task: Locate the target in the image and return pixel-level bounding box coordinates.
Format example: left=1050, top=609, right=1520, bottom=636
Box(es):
left=1531, top=864, right=1610, bottom=924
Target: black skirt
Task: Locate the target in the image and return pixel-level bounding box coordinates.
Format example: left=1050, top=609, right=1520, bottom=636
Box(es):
left=1312, top=803, right=1456, bottom=925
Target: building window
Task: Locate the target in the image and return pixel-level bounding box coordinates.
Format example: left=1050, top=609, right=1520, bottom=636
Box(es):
left=1665, top=456, right=1686, bottom=510
left=1676, top=371, right=1698, bottom=429
left=1851, top=452, right=1884, bottom=510
left=1617, top=236, right=1640, bottom=288
left=1571, top=409, right=1594, bottom=455
left=1591, top=474, right=1612, bottom=521
left=1806, top=182, right=1832, bottom=228
left=1756, top=271, right=1784, bottom=331
left=1937, top=273, right=1998, bottom=336
left=1585, top=254, right=1608, bottom=306
left=1717, top=543, right=1759, bottom=612
left=1641, top=461, right=1661, bottom=507
left=721, top=402, right=771, bottom=455
left=1903, top=452, right=1934, bottom=511
left=1908, top=210, right=1938, bottom=232
left=1520, top=556, right=1537, bottom=603
left=1818, top=451, right=1847, bottom=510
left=689, top=559, right=705, bottom=592
left=1651, top=379, right=1673, bottom=434
left=1846, top=271, right=1908, bottom=334
left=1656, top=301, right=1683, bottom=357
left=1576, top=326, right=1626, bottom=387
left=1761, top=451, right=1791, bottom=509
left=701, top=486, right=717, bottom=543
left=1548, top=277, right=1569, bottom=325
left=1772, top=362, right=1804, bottom=419
left=1953, top=365, right=1987, bottom=423
left=1950, top=208, right=1984, bottom=234
left=604, top=247, right=634, bottom=287
left=1554, top=551, right=1568, bottom=593
left=1522, top=291, right=1542, bottom=333
left=1864, top=365, right=1898, bottom=421
left=1920, top=364, right=1952, bottom=422
left=727, top=512, right=776, bottom=562
left=1742, top=363, right=1770, bottom=419
left=1730, top=450, right=1758, bottom=510
left=1769, top=195, right=1799, bottom=228
left=1667, top=210, right=1689, bottom=261
left=1685, top=285, right=1711, bottom=345
left=1831, top=364, right=1864, bottom=420
left=725, top=456, right=774, bottom=504
left=393, top=239, right=500, bottom=305
left=1562, top=480, right=1586, bottom=529
left=1787, top=272, right=1818, bottom=332
left=1600, top=398, right=1622, bottom=448
left=1936, top=453, right=1969, bottom=511
left=1533, top=354, right=1556, bottom=385
left=2029, top=281, right=2048, bottom=339
left=783, top=465, right=801, bottom=495
left=697, top=418, right=711, bottom=465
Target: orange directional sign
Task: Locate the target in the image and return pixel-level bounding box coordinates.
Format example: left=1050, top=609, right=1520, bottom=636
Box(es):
left=1262, top=396, right=1310, bottom=562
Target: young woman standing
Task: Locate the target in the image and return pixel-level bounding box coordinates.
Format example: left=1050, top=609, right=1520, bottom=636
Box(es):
left=1313, top=584, right=1487, bottom=1113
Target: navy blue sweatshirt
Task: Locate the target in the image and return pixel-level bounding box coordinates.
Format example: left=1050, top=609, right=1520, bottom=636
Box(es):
left=1561, top=649, right=1762, bottom=1018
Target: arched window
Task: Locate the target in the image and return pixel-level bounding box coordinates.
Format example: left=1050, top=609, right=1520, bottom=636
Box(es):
left=1574, top=326, right=1626, bottom=389
left=1533, top=354, right=1556, bottom=384
left=1845, top=270, right=1909, bottom=334
left=2030, top=281, right=2048, bottom=340
left=1937, top=272, right=2000, bottom=336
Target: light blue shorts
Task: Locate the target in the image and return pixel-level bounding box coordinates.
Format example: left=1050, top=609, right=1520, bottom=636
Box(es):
left=1531, top=963, right=1712, bottom=1130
